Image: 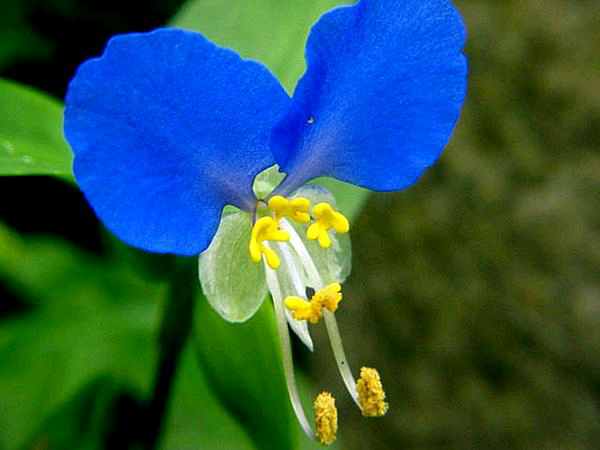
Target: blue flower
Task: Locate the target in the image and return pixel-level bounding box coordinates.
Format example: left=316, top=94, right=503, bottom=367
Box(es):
left=64, top=0, right=466, bottom=257
left=64, top=0, right=466, bottom=443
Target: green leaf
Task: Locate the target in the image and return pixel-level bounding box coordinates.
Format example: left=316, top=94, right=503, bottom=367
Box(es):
left=0, top=224, right=163, bottom=449
left=171, top=0, right=351, bottom=93
left=161, top=344, right=255, bottom=450
left=0, top=78, right=73, bottom=178
left=171, top=0, right=370, bottom=220
left=193, top=298, right=294, bottom=449
left=198, top=212, right=268, bottom=322
left=22, top=377, right=122, bottom=450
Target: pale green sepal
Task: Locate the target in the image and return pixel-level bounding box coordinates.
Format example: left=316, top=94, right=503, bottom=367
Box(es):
left=198, top=211, right=268, bottom=323
left=291, top=185, right=352, bottom=285
left=252, top=164, right=285, bottom=199
left=272, top=242, right=314, bottom=351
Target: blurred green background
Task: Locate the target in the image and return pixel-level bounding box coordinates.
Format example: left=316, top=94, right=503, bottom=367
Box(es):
left=1, top=0, right=599, bottom=449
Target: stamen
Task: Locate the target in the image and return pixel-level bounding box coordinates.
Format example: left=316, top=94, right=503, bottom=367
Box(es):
left=281, top=222, right=361, bottom=409
left=263, top=243, right=316, bottom=441
left=323, top=310, right=360, bottom=408
left=356, top=367, right=388, bottom=417
left=268, top=195, right=311, bottom=223
left=313, top=283, right=342, bottom=312
left=276, top=240, right=315, bottom=351
left=306, top=203, right=349, bottom=248
left=284, top=283, right=342, bottom=324
left=249, top=216, right=289, bottom=269
left=284, top=296, right=322, bottom=324
left=314, top=392, right=338, bottom=445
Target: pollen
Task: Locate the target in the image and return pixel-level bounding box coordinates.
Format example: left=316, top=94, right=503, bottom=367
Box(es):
left=313, top=282, right=342, bottom=312
left=356, top=367, right=388, bottom=417
left=306, top=203, right=349, bottom=248
left=284, top=295, right=323, bottom=324
left=314, top=392, right=337, bottom=445
left=249, top=216, right=289, bottom=269
left=268, top=195, right=311, bottom=223
left=284, top=283, right=342, bottom=324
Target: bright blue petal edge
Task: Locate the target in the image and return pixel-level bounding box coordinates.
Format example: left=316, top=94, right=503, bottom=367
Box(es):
left=65, top=28, right=289, bottom=255
left=271, top=0, right=468, bottom=194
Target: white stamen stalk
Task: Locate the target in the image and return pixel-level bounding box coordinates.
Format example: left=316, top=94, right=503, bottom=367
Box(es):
left=277, top=239, right=306, bottom=296
left=263, top=243, right=315, bottom=441
left=277, top=239, right=314, bottom=351
left=280, top=219, right=321, bottom=289
left=323, top=310, right=358, bottom=406
left=281, top=220, right=360, bottom=408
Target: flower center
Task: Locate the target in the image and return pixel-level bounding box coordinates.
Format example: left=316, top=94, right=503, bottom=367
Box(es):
left=248, top=195, right=348, bottom=269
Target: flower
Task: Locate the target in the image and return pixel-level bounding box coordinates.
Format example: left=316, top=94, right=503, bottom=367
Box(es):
left=64, top=0, right=467, bottom=443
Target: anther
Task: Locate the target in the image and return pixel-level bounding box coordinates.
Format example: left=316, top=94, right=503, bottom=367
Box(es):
left=356, top=367, right=388, bottom=417
left=284, top=296, right=322, bottom=324
left=284, top=283, right=342, bottom=324
left=268, top=196, right=311, bottom=223
left=249, top=216, right=289, bottom=269
left=314, top=392, right=337, bottom=445
left=306, top=203, right=349, bottom=248
left=313, top=282, right=342, bottom=313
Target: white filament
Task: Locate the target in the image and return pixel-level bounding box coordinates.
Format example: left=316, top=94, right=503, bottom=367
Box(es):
left=263, top=242, right=315, bottom=440
left=280, top=221, right=360, bottom=407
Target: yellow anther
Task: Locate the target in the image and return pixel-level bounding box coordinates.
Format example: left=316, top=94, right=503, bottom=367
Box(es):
left=284, top=296, right=322, bottom=324
left=306, top=203, right=349, bottom=248
left=356, top=367, right=388, bottom=417
left=268, top=195, right=311, bottom=223
left=313, top=282, right=342, bottom=313
left=249, top=216, right=289, bottom=269
left=314, top=392, right=337, bottom=445
left=284, top=283, right=342, bottom=324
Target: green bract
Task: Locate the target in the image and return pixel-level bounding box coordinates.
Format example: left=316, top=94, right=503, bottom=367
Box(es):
left=198, top=212, right=267, bottom=323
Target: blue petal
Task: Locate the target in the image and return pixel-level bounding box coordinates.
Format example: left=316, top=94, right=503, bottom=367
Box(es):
left=271, top=0, right=467, bottom=194
left=65, top=28, right=289, bottom=255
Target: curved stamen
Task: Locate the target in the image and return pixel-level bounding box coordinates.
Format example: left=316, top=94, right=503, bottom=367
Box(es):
left=280, top=220, right=360, bottom=408
left=263, top=242, right=316, bottom=441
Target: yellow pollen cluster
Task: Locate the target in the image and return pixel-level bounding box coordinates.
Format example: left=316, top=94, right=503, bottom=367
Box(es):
left=268, top=195, right=311, bottom=223
left=314, top=392, right=337, bottom=445
left=356, top=367, right=388, bottom=417
left=307, top=203, right=350, bottom=248
left=248, top=216, right=289, bottom=269
left=284, top=283, right=342, bottom=324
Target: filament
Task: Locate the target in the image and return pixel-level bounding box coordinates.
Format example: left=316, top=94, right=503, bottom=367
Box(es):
left=263, top=242, right=315, bottom=440
left=281, top=221, right=360, bottom=408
